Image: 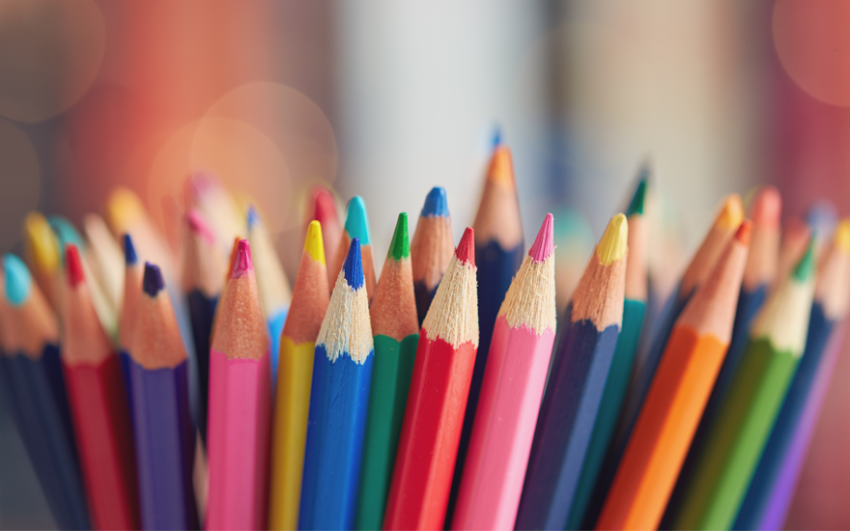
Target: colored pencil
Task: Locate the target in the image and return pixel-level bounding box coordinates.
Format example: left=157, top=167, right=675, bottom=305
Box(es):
left=61, top=244, right=139, bottom=530
left=448, top=143, right=524, bottom=524
left=84, top=213, right=125, bottom=311
left=589, top=195, right=744, bottom=520
left=299, top=238, right=374, bottom=530
left=383, top=227, right=478, bottom=530
left=1, top=254, right=92, bottom=530
left=183, top=210, right=224, bottom=447
left=515, top=213, right=628, bottom=531
left=305, top=185, right=343, bottom=287
left=185, top=171, right=248, bottom=254
left=23, top=212, right=63, bottom=312
left=662, top=187, right=780, bottom=528
left=452, top=213, right=557, bottom=531
left=596, top=221, right=751, bottom=530
left=331, top=196, right=377, bottom=299
left=570, top=174, right=650, bottom=530
left=734, top=220, right=850, bottom=530
left=805, top=200, right=838, bottom=259
left=268, top=220, right=330, bottom=530
left=674, top=240, right=817, bottom=530
left=356, top=213, right=419, bottom=530
left=247, top=205, right=292, bottom=383
left=119, top=234, right=142, bottom=415
left=776, top=216, right=811, bottom=287
left=206, top=239, right=272, bottom=530
left=410, top=187, right=453, bottom=325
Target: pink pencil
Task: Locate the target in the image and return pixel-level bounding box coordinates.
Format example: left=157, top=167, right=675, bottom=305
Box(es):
left=206, top=240, right=272, bottom=530
left=452, top=214, right=557, bottom=530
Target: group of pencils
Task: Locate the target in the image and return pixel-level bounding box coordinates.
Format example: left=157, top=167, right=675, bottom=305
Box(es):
left=0, top=137, right=848, bottom=531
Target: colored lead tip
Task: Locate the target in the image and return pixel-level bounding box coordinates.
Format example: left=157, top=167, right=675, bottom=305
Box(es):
left=751, top=186, right=781, bottom=230
left=231, top=239, right=253, bottom=279
left=24, top=212, right=59, bottom=273
left=247, top=204, right=260, bottom=229
left=735, top=219, right=754, bottom=247
left=486, top=144, right=515, bottom=186
left=597, top=213, right=629, bottom=266
left=344, top=196, right=372, bottom=245
left=834, top=219, right=850, bottom=255
left=388, top=213, right=411, bottom=261
left=342, top=238, right=365, bottom=290
left=186, top=210, right=216, bottom=245
left=106, top=187, right=145, bottom=232
left=529, top=213, right=555, bottom=262
left=456, top=227, right=476, bottom=266
left=422, top=187, right=450, bottom=218
left=626, top=176, right=648, bottom=217
left=142, top=263, right=165, bottom=296
left=305, top=220, right=326, bottom=265
left=491, top=125, right=503, bottom=149
left=123, top=234, right=138, bottom=266
left=49, top=217, right=84, bottom=250
left=714, top=194, right=745, bottom=230
left=3, top=254, right=32, bottom=307
left=806, top=200, right=838, bottom=237
left=793, top=238, right=816, bottom=283
left=311, top=186, right=339, bottom=224
left=65, top=244, right=85, bottom=287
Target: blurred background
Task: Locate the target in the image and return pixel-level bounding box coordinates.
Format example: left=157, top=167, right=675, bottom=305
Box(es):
left=1, top=0, right=850, bottom=528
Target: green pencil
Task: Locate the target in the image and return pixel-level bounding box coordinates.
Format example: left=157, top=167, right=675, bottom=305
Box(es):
left=568, top=170, right=649, bottom=529
left=675, top=240, right=816, bottom=530
left=356, top=213, right=419, bottom=530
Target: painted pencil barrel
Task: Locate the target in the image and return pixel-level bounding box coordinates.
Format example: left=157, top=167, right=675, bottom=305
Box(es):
left=268, top=337, right=315, bottom=530
left=356, top=334, right=418, bottom=530
left=452, top=317, right=555, bottom=530
left=187, top=290, right=217, bottom=446
left=298, top=346, right=374, bottom=530
left=267, top=308, right=287, bottom=386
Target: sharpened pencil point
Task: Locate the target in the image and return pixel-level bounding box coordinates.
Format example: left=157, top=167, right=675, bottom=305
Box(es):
left=345, top=196, right=372, bottom=245
left=793, top=239, right=816, bottom=282
left=49, top=217, right=84, bottom=250
left=247, top=204, right=260, bottom=229
left=751, top=186, right=781, bottom=230
left=530, top=213, right=555, bottom=262
left=65, top=244, right=85, bottom=287
left=735, top=219, right=754, bottom=246
left=388, top=213, right=410, bottom=261
left=834, top=219, right=850, bottom=254
left=491, top=125, right=503, bottom=148
left=3, top=254, right=32, bottom=306
left=311, top=186, right=338, bottom=223
left=486, top=145, right=515, bottom=186
left=231, top=239, right=253, bottom=279
left=305, top=220, right=326, bottom=265
left=597, top=213, right=629, bottom=265
left=123, top=234, right=138, bottom=266
left=142, top=263, right=165, bottom=296
left=626, top=176, right=648, bottom=217
left=456, top=228, right=475, bottom=266
left=715, top=194, right=745, bottom=230
left=106, top=187, right=146, bottom=233
left=422, top=187, right=450, bottom=218
left=23, top=212, right=59, bottom=273
left=343, top=238, right=365, bottom=290
left=186, top=209, right=216, bottom=245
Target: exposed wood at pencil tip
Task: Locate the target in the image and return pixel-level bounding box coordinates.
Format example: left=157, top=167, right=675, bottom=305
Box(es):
left=473, top=145, right=523, bottom=247
left=247, top=207, right=292, bottom=316
left=411, top=214, right=454, bottom=290
left=371, top=254, right=419, bottom=341
left=743, top=188, right=781, bottom=290
left=317, top=262, right=373, bottom=364
left=814, top=220, right=850, bottom=320
left=282, top=226, right=330, bottom=345
left=62, top=247, right=113, bottom=365
left=211, top=254, right=269, bottom=360
left=422, top=231, right=479, bottom=347
left=182, top=211, right=225, bottom=297
left=680, top=194, right=744, bottom=296
left=132, top=277, right=188, bottom=370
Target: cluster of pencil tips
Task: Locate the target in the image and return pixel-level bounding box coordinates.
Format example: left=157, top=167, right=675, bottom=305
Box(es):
left=1, top=139, right=848, bottom=531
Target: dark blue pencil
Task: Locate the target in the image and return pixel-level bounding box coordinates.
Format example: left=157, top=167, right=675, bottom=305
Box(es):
left=1, top=254, right=91, bottom=530
left=299, top=239, right=374, bottom=530
left=411, top=187, right=454, bottom=326
left=515, top=214, right=627, bottom=530
left=129, top=263, right=198, bottom=530
left=119, top=234, right=141, bottom=423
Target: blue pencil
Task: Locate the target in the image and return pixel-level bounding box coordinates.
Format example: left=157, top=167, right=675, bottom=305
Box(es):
left=515, top=214, right=627, bottom=530
left=1, top=254, right=91, bottom=530
left=299, top=238, right=374, bottom=530
left=129, top=263, right=198, bottom=530
left=411, top=187, right=454, bottom=326
left=119, top=234, right=142, bottom=423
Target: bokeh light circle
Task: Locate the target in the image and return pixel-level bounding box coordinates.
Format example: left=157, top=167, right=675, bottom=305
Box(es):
left=0, top=118, right=41, bottom=252
left=774, top=0, right=850, bottom=107
left=0, top=0, right=105, bottom=122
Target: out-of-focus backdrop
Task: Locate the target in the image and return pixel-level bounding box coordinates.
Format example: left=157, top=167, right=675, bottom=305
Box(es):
left=1, top=1, right=849, bottom=528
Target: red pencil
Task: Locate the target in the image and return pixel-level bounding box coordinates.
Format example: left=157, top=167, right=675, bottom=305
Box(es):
left=61, top=244, right=139, bottom=530
left=384, top=227, right=479, bottom=530
left=305, top=185, right=342, bottom=286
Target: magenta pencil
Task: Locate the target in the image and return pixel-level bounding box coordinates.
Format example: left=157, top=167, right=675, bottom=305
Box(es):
left=452, top=214, right=557, bottom=531
left=206, top=240, right=272, bottom=530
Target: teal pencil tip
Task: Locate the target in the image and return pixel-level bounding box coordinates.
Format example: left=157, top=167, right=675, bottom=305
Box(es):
left=792, top=238, right=816, bottom=282
left=3, top=254, right=32, bottom=307
left=48, top=217, right=84, bottom=250
left=388, top=213, right=410, bottom=261
left=344, top=196, right=372, bottom=245
left=626, top=174, right=649, bottom=217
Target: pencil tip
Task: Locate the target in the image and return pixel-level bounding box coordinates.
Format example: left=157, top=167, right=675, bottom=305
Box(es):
left=456, top=228, right=475, bottom=266
left=422, top=187, right=450, bottom=218
left=806, top=200, right=838, bottom=239
left=246, top=204, right=260, bottom=229
left=597, top=213, right=629, bottom=265
left=304, top=220, right=326, bottom=265
left=231, top=239, right=253, bottom=279
left=310, top=186, right=338, bottom=224
left=106, top=187, right=145, bottom=232
left=751, top=186, right=781, bottom=229
left=142, top=262, right=165, bottom=296
left=186, top=209, right=216, bottom=245
left=3, top=254, right=32, bottom=307
left=344, top=196, right=371, bottom=245
left=715, top=194, right=745, bottom=230
left=626, top=176, right=648, bottom=217
left=491, top=125, right=502, bottom=149
left=735, top=219, right=754, bottom=246
left=123, top=234, right=138, bottom=266
left=835, top=219, right=850, bottom=254
left=486, top=145, right=515, bottom=186
left=65, top=244, right=85, bottom=287
left=49, top=217, right=84, bottom=252
left=793, top=239, right=816, bottom=283
left=529, top=214, right=555, bottom=262
left=389, top=213, right=410, bottom=260
left=23, top=212, right=59, bottom=273
left=342, top=238, right=365, bottom=289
